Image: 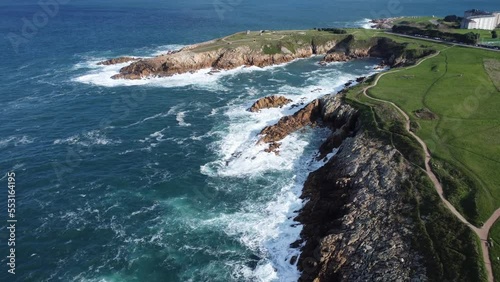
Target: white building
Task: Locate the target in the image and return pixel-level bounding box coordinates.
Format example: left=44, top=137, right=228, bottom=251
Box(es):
left=461, top=9, right=500, bottom=30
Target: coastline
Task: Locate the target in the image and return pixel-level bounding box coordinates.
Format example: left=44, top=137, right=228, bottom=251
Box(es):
left=83, top=25, right=497, bottom=281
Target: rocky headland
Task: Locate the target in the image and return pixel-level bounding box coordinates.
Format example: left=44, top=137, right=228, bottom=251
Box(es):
left=255, top=94, right=428, bottom=281
left=102, top=31, right=435, bottom=80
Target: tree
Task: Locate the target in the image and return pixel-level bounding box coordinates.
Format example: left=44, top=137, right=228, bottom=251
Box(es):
left=492, top=30, right=498, bottom=39
left=444, top=15, right=458, bottom=22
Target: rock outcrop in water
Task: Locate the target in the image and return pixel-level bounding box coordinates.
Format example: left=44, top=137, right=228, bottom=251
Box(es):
left=258, top=99, right=321, bottom=150
left=249, top=96, right=293, bottom=112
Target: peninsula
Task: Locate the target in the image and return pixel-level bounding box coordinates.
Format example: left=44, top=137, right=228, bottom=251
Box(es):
left=101, top=20, right=500, bottom=282
left=104, top=29, right=433, bottom=80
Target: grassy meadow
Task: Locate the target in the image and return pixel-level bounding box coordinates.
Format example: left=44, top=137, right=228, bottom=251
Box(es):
left=367, top=45, right=500, bottom=225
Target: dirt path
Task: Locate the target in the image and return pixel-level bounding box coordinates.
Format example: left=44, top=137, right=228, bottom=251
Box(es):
left=362, top=49, right=500, bottom=282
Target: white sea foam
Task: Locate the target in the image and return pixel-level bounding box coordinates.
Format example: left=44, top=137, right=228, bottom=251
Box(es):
left=176, top=112, right=191, bottom=127
left=198, top=58, right=387, bottom=281
left=166, top=104, right=193, bottom=127
left=53, top=130, right=120, bottom=147
left=357, top=18, right=376, bottom=29
left=122, top=112, right=170, bottom=128
left=202, top=148, right=336, bottom=282
left=0, top=135, right=35, bottom=149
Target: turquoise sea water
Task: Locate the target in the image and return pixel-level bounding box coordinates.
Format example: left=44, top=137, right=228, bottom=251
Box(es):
left=0, top=1, right=498, bottom=281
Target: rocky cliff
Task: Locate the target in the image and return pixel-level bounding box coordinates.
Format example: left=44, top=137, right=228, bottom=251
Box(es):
left=111, top=42, right=336, bottom=80
left=293, top=95, right=427, bottom=281
left=255, top=94, right=428, bottom=281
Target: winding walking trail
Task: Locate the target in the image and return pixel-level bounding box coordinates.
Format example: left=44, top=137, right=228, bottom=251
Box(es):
left=362, top=49, right=500, bottom=282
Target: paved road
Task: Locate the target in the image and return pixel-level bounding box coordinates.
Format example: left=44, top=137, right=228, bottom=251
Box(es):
left=362, top=49, right=500, bottom=282
left=385, top=32, right=500, bottom=52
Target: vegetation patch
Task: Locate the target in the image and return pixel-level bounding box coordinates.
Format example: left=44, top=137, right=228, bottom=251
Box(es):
left=413, top=108, right=438, bottom=120
left=392, top=25, right=480, bottom=44
left=403, top=171, right=486, bottom=282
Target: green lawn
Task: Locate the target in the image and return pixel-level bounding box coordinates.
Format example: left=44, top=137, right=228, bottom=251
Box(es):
left=191, top=29, right=350, bottom=54
left=367, top=46, right=500, bottom=225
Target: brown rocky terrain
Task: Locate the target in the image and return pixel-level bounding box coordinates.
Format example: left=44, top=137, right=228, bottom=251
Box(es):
left=295, top=129, right=427, bottom=282
left=249, top=95, right=293, bottom=112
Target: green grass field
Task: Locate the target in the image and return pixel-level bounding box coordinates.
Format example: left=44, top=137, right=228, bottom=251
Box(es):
left=190, top=29, right=351, bottom=54
left=337, top=28, right=500, bottom=280
left=366, top=46, right=500, bottom=226
left=394, top=16, right=438, bottom=25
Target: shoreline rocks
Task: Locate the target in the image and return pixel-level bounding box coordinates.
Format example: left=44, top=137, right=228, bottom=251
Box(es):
left=111, top=43, right=335, bottom=80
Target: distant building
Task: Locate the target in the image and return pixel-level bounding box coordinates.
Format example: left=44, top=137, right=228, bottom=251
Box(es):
left=461, top=9, right=500, bottom=30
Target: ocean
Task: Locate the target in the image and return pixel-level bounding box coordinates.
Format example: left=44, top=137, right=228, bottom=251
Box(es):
left=0, top=1, right=498, bottom=281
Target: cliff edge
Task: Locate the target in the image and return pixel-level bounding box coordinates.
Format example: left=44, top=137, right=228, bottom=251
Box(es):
left=295, top=95, right=428, bottom=281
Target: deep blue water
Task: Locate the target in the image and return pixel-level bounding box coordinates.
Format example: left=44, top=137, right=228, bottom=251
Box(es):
left=0, top=1, right=498, bottom=281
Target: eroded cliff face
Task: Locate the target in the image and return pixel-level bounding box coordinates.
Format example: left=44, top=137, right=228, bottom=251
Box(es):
left=255, top=94, right=427, bottom=281
left=292, top=95, right=427, bottom=282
